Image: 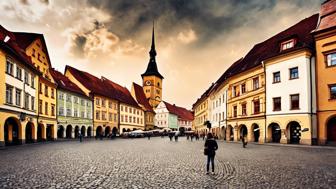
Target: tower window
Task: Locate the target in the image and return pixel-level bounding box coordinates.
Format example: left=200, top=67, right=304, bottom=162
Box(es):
left=157, top=82, right=160, bottom=87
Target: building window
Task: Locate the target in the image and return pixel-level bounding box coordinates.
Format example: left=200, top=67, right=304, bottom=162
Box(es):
left=16, top=67, right=22, bottom=80
left=96, top=98, right=100, bottom=106
left=253, top=100, right=260, bottom=114
left=39, top=100, right=43, bottom=114
left=114, top=114, right=117, bottom=122
left=233, top=106, right=237, bottom=117
left=51, top=89, right=55, bottom=99
left=253, top=77, right=259, bottom=90
left=45, top=85, right=48, bottom=97
left=31, top=75, right=35, bottom=88
left=289, top=67, right=299, bottom=79
left=241, top=103, right=247, bottom=116
left=25, top=93, right=30, bottom=109
left=281, top=39, right=295, bottom=51
left=241, top=83, right=246, bottom=94
left=102, top=112, right=106, bottom=120
left=74, top=109, right=78, bottom=117
left=109, top=113, right=112, bottom=121
left=32, top=48, right=36, bottom=57
left=59, top=107, right=64, bottom=116
left=24, top=71, right=29, bottom=85
left=232, top=86, right=238, bottom=97
left=109, top=101, right=112, bottom=108
left=67, top=108, right=72, bottom=116
left=81, top=111, right=85, bottom=118
left=59, top=93, right=64, bottom=100
left=66, top=94, right=71, bottom=102
left=45, top=102, right=48, bottom=115
left=39, top=83, right=42, bottom=94
left=15, top=89, right=21, bottom=106
left=125, top=115, right=128, bottom=123
left=31, top=96, right=35, bottom=110
left=273, top=72, right=280, bottom=83
left=273, top=97, right=281, bottom=111
left=6, top=60, right=13, bottom=75
left=290, top=94, right=300, bottom=110
left=129, top=116, right=132, bottom=123
left=326, top=52, right=336, bottom=67
left=87, top=111, right=91, bottom=119
left=102, top=99, right=106, bottom=107
left=125, top=107, right=128, bottom=113
left=121, top=105, right=124, bottom=111
left=6, top=85, right=13, bottom=104
left=330, top=85, right=336, bottom=99
left=133, top=117, right=136, bottom=123
left=81, top=99, right=85, bottom=106
left=51, top=104, right=55, bottom=116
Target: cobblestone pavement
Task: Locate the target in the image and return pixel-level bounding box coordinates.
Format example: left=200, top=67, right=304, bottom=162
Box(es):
left=0, top=137, right=335, bottom=189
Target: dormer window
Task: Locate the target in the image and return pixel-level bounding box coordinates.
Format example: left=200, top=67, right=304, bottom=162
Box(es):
left=280, top=39, right=296, bottom=51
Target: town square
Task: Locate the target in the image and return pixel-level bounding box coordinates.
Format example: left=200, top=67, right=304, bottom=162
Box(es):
left=0, top=0, right=336, bottom=188
left=1, top=138, right=336, bottom=188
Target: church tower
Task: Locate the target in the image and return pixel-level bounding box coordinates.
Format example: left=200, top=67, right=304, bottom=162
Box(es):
left=141, top=23, right=164, bottom=108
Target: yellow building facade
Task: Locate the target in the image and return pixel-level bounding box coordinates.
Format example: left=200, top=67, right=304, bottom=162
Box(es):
left=193, top=97, right=210, bottom=134
left=23, top=36, right=58, bottom=141
left=226, top=66, right=265, bottom=143
left=313, top=0, right=336, bottom=145
left=93, top=96, right=118, bottom=137
left=0, top=27, right=40, bottom=146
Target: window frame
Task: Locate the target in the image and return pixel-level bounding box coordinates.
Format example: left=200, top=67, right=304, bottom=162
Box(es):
left=273, top=71, right=281, bottom=83
left=329, top=84, right=336, bottom=100
left=273, top=97, right=281, bottom=111
left=289, top=67, right=299, bottom=80
left=280, top=39, right=296, bottom=51
left=324, top=50, right=336, bottom=68
left=290, top=94, right=300, bottom=110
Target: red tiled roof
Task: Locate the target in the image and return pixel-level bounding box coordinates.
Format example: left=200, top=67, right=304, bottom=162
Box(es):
left=0, top=25, right=39, bottom=74
left=164, top=101, right=194, bottom=121
left=50, top=68, right=86, bottom=97
left=132, top=83, right=154, bottom=112
left=66, top=65, right=140, bottom=108
left=313, top=0, right=336, bottom=33
left=192, top=14, right=319, bottom=109
left=12, top=32, right=53, bottom=68
left=101, top=78, right=140, bottom=108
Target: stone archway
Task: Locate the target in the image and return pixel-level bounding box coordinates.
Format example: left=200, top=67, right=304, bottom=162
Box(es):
left=252, top=124, right=260, bottom=142
left=221, top=126, right=226, bottom=140
left=81, top=126, right=86, bottom=137
left=238, top=124, right=248, bottom=141
left=4, top=117, right=21, bottom=145
left=25, top=122, right=35, bottom=143
left=37, top=123, right=45, bottom=142
left=46, top=125, right=54, bottom=141
left=112, top=127, right=118, bottom=136
left=122, top=128, right=127, bottom=133
left=327, top=116, right=336, bottom=145
left=66, top=125, right=72, bottom=138
left=96, top=126, right=103, bottom=137
left=287, top=121, right=301, bottom=144
left=268, top=123, right=281, bottom=143
left=226, top=125, right=234, bottom=141
left=87, top=126, right=92, bottom=137
left=74, top=126, right=80, bottom=138
left=57, top=125, right=65, bottom=139
left=105, top=126, right=111, bottom=137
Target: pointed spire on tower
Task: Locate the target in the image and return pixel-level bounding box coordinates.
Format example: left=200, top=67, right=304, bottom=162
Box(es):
left=149, top=20, right=157, bottom=58
left=142, top=20, right=164, bottom=79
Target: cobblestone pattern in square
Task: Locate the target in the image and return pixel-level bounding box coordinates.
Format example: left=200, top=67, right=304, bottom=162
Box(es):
left=0, top=138, right=335, bottom=189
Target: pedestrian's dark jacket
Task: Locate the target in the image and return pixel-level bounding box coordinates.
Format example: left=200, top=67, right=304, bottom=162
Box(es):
left=204, top=139, right=218, bottom=156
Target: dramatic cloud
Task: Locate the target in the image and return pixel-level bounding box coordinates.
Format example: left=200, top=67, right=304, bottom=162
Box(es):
left=0, top=0, right=323, bottom=108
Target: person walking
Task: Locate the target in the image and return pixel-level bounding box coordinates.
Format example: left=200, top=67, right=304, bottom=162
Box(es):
left=204, top=133, right=218, bottom=174
left=241, top=134, right=247, bottom=148
left=147, top=133, right=151, bottom=140
left=79, top=133, right=83, bottom=142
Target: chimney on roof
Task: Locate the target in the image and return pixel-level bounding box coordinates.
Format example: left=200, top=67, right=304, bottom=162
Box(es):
left=101, top=76, right=107, bottom=81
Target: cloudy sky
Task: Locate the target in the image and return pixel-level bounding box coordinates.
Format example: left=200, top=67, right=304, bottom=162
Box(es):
left=0, top=0, right=322, bottom=109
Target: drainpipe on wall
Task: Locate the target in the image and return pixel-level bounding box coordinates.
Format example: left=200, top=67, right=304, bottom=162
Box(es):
left=309, top=54, right=316, bottom=145
left=262, top=61, right=267, bottom=144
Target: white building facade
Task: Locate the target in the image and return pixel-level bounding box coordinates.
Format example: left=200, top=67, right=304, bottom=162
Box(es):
left=265, top=50, right=317, bottom=145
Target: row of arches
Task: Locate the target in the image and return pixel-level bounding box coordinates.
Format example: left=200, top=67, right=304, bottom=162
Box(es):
left=57, top=125, right=93, bottom=139
left=96, top=126, right=118, bottom=137
left=224, top=121, right=303, bottom=144
left=3, top=117, right=55, bottom=146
